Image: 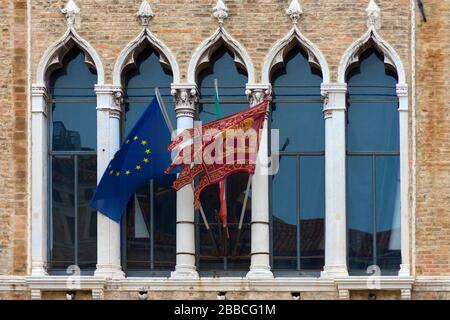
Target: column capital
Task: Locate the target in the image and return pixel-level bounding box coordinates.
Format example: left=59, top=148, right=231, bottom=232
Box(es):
left=31, top=85, right=49, bottom=115
left=321, top=83, right=347, bottom=115
left=31, top=84, right=49, bottom=100
left=245, top=83, right=272, bottom=107
left=171, top=83, right=198, bottom=119
left=95, top=85, right=123, bottom=118
left=321, top=82, right=347, bottom=96
left=396, top=84, right=409, bottom=97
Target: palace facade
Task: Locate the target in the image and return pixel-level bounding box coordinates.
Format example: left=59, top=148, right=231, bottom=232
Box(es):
left=0, top=0, right=449, bottom=300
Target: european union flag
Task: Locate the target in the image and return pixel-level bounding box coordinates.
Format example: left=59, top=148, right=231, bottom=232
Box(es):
left=90, top=96, right=173, bottom=223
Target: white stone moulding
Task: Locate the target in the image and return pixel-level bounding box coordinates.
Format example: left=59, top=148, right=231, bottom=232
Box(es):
left=35, top=17, right=104, bottom=86
left=262, top=25, right=330, bottom=86
left=337, top=0, right=410, bottom=278
left=187, top=27, right=255, bottom=84
left=32, top=1, right=105, bottom=278
left=3, top=276, right=449, bottom=300
left=113, top=28, right=180, bottom=86
left=337, top=27, right=406, bottom=85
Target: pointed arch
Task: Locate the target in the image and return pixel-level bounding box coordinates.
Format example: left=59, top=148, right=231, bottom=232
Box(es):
left=113, top=28, right=180, bottom=86
left=187, top=27, right=255, bottom=84
left=338, top=28, right=406, bottom=85
left=262, top=26, right=330, bottom=84
left=35, top=28, right=104, bottom=86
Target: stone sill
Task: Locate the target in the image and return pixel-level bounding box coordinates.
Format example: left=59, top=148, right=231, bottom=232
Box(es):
left=0, top=275, right=417, bottom=292
left=2, top=275, right=449, bottom=300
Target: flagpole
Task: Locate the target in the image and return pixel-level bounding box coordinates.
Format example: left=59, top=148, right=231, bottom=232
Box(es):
left=232, top=175, right=252, bottom=257
left=156, top=88, right=219, bottom=256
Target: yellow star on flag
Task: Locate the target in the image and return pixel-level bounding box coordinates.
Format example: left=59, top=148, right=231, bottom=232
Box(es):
left=116, top=172, right=121, bottom=176
left=143, top=158, right=149, bottom=164
left=134, top=136, right=139, bottom=141
left=141, top=140, right=148, bottom=145
left=125, top=170, right=131, bottom=175
left=145, top=149, right=151, bottom=154
left=135, top=165, right=141, bottom=171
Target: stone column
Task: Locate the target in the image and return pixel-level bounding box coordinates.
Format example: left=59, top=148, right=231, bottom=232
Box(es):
left=245, top=84, right=274, bottom=279
left=170, top=84, right=199, bottom=279
left=30, top=85, right=49, bottom=277
left=397, top=84, right=411, bottom=277
left=321, top=83, right=349, bottom=278
left=94, top=85, right=124, bottom=279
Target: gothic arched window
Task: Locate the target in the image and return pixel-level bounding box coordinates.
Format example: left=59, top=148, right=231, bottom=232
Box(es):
left=49, top=47, right=98, bottom=272
left=122, top=46, right=176, bottom=275
left=197, top=45, right=250, bottom=275
left=346, top=47, right=401, bottom=275
left=270, top=45, right=325, bottom=274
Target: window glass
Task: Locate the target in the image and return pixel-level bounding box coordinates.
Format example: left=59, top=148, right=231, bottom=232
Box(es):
left=51, top=156, right=75, bottom=269
left=347, top=47, right=401, bottom=275
left=270, top=45, right=324, bottom=274
left=197, top=45, right=250, bottom=274
left=123, top=47, right=176, bottom=274
left=49, top=47, right=97, bottom=272
left=50, top=49, right=97, bottom=152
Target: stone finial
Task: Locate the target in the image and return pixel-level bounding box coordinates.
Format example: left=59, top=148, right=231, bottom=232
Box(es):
left=286, top=0, right=303, bottom=25
left=213, top=0, right=229, bottom=26
left=138, top=0, right=154, bottom=27
left=366, top=0, right=381, bottom=29
left=61, top=0, right=80, bottom=28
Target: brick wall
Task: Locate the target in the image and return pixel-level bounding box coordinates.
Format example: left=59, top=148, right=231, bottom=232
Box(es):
left=30, top=0, right=411, bottom=82
left=414, top=0, right=450, bottom=276
left=0, top=0, right=448, bottom=296
left=0, top=0, right=29, bottom=276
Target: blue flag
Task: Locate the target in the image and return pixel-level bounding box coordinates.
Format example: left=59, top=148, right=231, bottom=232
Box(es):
left=90, top=96, right=173, bottom=223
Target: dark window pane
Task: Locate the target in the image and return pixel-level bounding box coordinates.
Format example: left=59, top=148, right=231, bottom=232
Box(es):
left=50, top=48, right=97, bottom=151
left=197, top=45, right=249, bottom=273
left=198, top=173, right=251, bottom=272
left=347, top=156, right=374, bottom=273
left=123, top=46, right=175, bottom=273
left=347, top=49, right=398, bottom=152
left=272, top=156, right=297, bottom=270
left=124, top=48, right=175, bottom=135
left=299, top=156, right=325, bottom=270
left=77, top=155, right=97, bottom=269
left=270, top=45, right=324, bottom=273
left=51, top=156, right=75, bottom=269
left=271, top=46, right=324, bottom=152
left=346, top=47, right=400, bottom=275
left=125, top=184, right=151, bottom=270
left=153, top=175, right=177, bottom=270
left=198, top=46, right=248, bottom=123
left=375, top=156, right=401, bottom=272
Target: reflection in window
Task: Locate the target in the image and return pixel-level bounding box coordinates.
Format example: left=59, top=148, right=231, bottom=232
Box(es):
left=197, top=45, right=250, bottom=274
left=270, top=45, right=325, bottom=274
left=49, top=48, right=98, bottom=271
left=346, top=47, right=401, bottom=275
left=122, top=47, right=176, bottom=275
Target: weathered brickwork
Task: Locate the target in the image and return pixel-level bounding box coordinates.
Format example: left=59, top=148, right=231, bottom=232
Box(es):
left=414, top=0, right=450, bottom=276
left=0, top=0, right=29, bottom=276
left=30, top=0, right=411, bottom=83
left=0, top=0, right=448, bottom=300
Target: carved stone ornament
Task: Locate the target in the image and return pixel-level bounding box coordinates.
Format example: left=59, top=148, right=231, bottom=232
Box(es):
left=366, top=0, right=381, bottom=30
left=286, top=0, right=303, bottom=25
left=61, top=0, right=80, bottom=29
left=138, top=0, right=154, bottom=27
left=213, top=0, right=229, bottom=26
left=245, top=85, right=272, bottom=107
left=171, top=87, right=199, bottom=119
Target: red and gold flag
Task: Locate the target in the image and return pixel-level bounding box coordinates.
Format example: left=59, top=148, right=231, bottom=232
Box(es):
left=165, top=100, right=269, bottom=208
